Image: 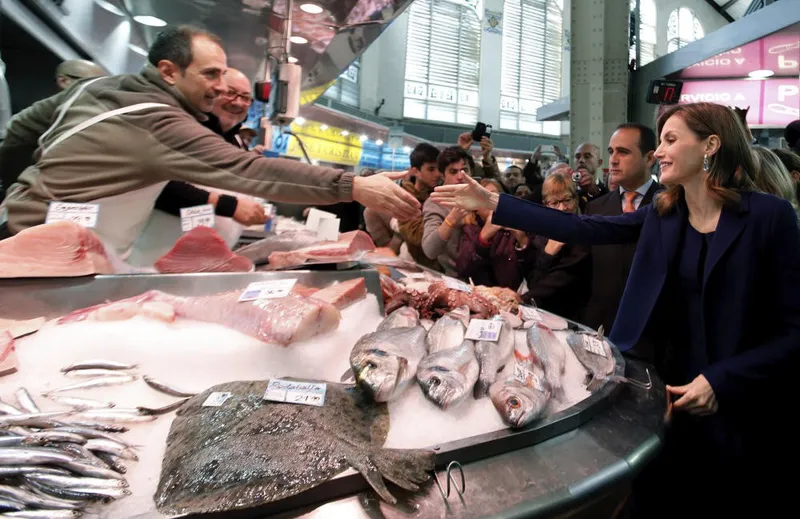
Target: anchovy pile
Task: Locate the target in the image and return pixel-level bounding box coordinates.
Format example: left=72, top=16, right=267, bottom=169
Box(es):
left=0, top=358, right=197, bottom=517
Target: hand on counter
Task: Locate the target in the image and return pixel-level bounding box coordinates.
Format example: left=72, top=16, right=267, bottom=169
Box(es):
left=431, top=173, right=499, bottom=212
left=352, top=171, right=421, bottom=222
left=667, top=374, right=718, bottom=416
left=233, top=198, right=268, bottom=226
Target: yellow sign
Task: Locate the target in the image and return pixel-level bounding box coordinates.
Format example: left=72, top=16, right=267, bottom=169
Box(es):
left=299, top=81, right=336, bottom=106
left=285, top=135, right=362, bottom=166
left=290, top=120, right=362, bottom=147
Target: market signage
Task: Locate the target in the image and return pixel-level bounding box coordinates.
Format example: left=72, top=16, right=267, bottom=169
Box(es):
left=679, top=78, right=799, bottom=126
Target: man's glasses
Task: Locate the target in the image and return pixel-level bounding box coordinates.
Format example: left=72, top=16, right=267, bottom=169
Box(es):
left=222, top=90, right=252, bottom=104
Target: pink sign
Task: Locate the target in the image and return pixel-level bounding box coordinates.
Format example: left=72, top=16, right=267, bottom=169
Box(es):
left=762, top=78, right=800, bottom=126
left=679, top=26, right=799, bottom=79
left=679, top=78, right=799, bottom=126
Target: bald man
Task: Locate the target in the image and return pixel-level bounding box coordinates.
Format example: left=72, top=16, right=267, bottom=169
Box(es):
left=55, top=60, right=107, bottom=90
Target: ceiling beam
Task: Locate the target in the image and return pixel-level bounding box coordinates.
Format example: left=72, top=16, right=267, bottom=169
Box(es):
left=721, top=0, right=741, bottom=9
left=704, top=0, right=736, bottom=22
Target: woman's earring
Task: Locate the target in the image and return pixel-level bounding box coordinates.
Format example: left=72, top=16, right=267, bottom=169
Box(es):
left=703, top=154, right=710, bottom=172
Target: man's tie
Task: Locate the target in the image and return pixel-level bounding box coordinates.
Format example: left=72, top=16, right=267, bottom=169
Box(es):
left=623, top=191, right=637, bottom=213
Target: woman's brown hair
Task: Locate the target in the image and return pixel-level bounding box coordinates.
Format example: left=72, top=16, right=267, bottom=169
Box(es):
left=654, top=102, right=757, bottom=215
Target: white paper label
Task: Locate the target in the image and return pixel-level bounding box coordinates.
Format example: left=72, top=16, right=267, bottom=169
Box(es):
left=465, top=319, right=502, bottom=342
left=239, top=279, right=297, bottom=302
left=519, top=305, right=543, bottom=321
left=397, top=268, right=426, bottom=279
left=583, top=335, right=607, bottom=357
left=180, top=204, right=215, bottom=232
left=202, top=392, right=232, bottom=407
left=316, top=217, right=340, bottom=241
left=45, top=202, right=99, bottom=228
left=305, top=208, right=337, bottom=232
left=514, top=363, right=533, bottom=384
left=443, top=275, right=472, bottom=293
left=264, top=379, right=326, bottom=407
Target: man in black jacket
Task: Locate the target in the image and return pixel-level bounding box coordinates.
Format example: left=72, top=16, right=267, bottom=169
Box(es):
left=583, top=123, right=660, bottom=360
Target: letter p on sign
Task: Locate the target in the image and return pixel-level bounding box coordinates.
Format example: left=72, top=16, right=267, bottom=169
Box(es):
left=778, top=84, right=799, bottom=102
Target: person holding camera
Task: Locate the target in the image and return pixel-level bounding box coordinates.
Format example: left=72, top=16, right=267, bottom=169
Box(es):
left=457, top=126, right=499, bottom=179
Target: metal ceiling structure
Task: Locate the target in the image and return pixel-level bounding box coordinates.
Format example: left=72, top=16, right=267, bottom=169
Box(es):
left=703, top=0, right=782, bottom=22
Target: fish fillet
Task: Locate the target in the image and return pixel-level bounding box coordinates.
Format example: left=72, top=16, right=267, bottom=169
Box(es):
left=311, top=278, right=366, bottom=310
left=267, top=231, right=375, bottom=268
left=154, top=226, right=254, bottom=274
left=235, top=230, right=323, bottom=264
left=57, top=290, right=340, bottom=346
left=0, top=222, right=113, bottom=278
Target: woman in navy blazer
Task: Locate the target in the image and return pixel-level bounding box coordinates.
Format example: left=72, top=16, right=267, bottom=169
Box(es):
left=431, top=103, right=800, bottom=515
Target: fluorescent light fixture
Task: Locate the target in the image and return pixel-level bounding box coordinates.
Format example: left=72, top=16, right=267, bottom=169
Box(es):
left=300, top=3, right=324, bottom=14
left=94, top=0, right=124, bottom=16
left=133, top=15, right=167, bottom=27
left=403, top=146, right=411, bottom=153
left=320, top=124, right=329, bottom=130
left=290, top=36, right=308, bottom=44
left=295, top=117, right=306, bottom=125
left=376, top=139, right=384, bottom=146
left=341, top=130, right=350, bottom=136
left=128, top=43, right=148, bottom=57
left=288, top=56, right=298, bottom=63
left=359, top=134, right=368, bottom=141
left=748, top=69, right=774, bottom=78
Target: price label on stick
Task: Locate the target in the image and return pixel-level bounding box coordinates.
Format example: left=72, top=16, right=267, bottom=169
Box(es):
left=239, top=279, right=297, bottom=302
left=264, top=379, right=327, bottom=407
left=305, top=208, right=337, bottom=232
left=45, top=202, right=100, bottom=228
left=519, top=305, right=543, bottom=321
left=180, top=204, right=215, bottom=232
left=443, top=275, right=472, bottom=293
left=202, top=392, right=232, bottom=407
left=583, top=335, right=607, bottom=357
left=465, top=319, right=502, bottom=342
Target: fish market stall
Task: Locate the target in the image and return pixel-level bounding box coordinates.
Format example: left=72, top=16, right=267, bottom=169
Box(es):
left=0, top=269, right=666, bottom=518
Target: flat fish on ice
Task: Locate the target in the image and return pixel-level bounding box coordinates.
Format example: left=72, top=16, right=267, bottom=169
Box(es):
left=154, top=380, right=434, bottom=516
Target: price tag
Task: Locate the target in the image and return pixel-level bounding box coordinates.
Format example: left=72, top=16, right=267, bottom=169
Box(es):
left=264, top=379, right=327, bottom=407
left=202, top=392, right=232, bottom=407
left=262, top=203, right=276, bottom=232
left=46, top=202, right=99, bottom=228
left=316, top=217, right=340, bottom=241
left=514, top=363, right=534, bottom=384
left=583, top=335, right=607, bottom=357
left=465, top=319, right=502, bottom=342
left=519, top=305, right=543, bottom=321
left=443, top=275, right=472, bottom=293
left=239, top=278, right=297, bottom=302
left=397, top=268, right=426, bottom=279
left=180, top=204, right=215, bottom=232
left=305, top=208, right=337, bottom=232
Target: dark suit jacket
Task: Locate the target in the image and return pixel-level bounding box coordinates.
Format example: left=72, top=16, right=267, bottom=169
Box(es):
left=493, top=192, right=800, bottom=435
left=582, top=183, right=661, bottom=348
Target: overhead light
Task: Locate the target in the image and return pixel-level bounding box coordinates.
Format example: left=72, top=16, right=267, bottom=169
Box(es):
left=376, top=139, right=384, bottom=146
left=748, top=69, right=774, bottom=78
left=341, top=130, right=350, bottom=136
left=359, top=134, right=368, bottom=142
left=128, top=44, right=148, bottom=57
left=94, top=0, right=124, bottom=16
left=300, top=3, right=324, bottom=14
left=295, top=117, right=306, bottom=125
left=320, top=124, right=328, bottom=130
left=288, top=56, right=298, bottom=64
left=403, top=146, right=411, bottom=153
left=133, top=15, right=167, bottom=27
left=290, top=36, right=308, bottom=44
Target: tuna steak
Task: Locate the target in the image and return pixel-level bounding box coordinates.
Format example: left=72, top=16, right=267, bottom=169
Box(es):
left=267, top=231, right=376, bottom=269
left=154, top=226, right=253, bottom=273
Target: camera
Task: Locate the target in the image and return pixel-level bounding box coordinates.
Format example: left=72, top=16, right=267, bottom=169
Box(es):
left=471, top=122, right=492, bottom=142
left=572, top=171, right=582, bottom=183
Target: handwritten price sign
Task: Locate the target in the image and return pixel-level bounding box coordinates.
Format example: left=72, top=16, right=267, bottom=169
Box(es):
left=264, top=379, right=327, bottom=407
left=45, top=202, right=100, bottom=228
left=238, top=279, right=297, bottom=302
left=180, top=204, right=215, bottom=232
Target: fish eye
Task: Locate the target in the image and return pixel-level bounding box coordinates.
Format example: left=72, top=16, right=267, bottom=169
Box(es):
left=508, top=397, right=520, bottom=409
left=430, top=377, right=441, bottom=387
left=366, top=361, right=377, bottom=369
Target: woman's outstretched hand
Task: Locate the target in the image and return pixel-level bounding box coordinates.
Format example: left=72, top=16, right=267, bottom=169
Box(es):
left=430, top=173, right=500, bottom=212
left=667, top=374, right=718, bottom=416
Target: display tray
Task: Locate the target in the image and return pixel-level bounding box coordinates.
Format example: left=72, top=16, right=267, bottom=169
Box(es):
left=0, top=270, right=626, bottom=518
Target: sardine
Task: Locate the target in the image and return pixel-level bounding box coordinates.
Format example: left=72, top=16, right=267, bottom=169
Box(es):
left=142, top=375, right=197, bottom=398
left=0, top=485, right=81, bottom=510
left=0, top=467, right=71, bottom=477
left=0, top=399, right=23, bottom=416
left=84, top=439, right=138, bottom=461
left=94, top=452, right=127, bottom=474
left=0, top=448, right=76, bottom=467
left=15, top=389, right=40, bottom=414
left=64, top=422, right=128, bottom=433
left=59, top=460, right=125, bottom=481
left=20, top=478, right=99, bottom=503
left=55, top=443, right=109, bottom=471
left=23, top=473, right=127, bottom=490
left=63, top=368, right=130, bottom=378
left=0, top=413, right=69, bottom=427
left=137, top=399, right=189, bottom=416
left=43, top=375, right=137, bottom=395
left=566, top=332, right=615, bottom=392
left=45, top=396, right=115, bottom=410
left=350, top=326, right=428, bottom=402
left=49, top=427, right=134, bottom=448
left=417, top=340, right=479, bottom=409
left=60, top=360, right=137, bottom=373
left=474, top=317, right=515, bottom=398
left=21, top=432, right=87, bottom=446
left=424, top=313, right=466, bottom=354
left=71, top=409, right=156, bottom=424
left=527, top=323, right=566, bottom=396
left=376, top=307, right=420, bottom=331
left=1, top=511, right=82, bottom=519
left=0, top=497, right=25, bottom=512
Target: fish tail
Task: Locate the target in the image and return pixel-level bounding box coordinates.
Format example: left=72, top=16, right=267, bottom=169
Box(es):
left=586, top=376, right=604, bottom=392
left=474, top=379, right=491, bottom=399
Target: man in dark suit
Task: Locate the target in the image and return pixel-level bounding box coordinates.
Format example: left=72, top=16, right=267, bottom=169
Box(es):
left=582, top=123, right=660, bottom=360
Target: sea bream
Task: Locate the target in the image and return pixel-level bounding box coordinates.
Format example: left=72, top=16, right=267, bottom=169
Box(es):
left=154, top=380, right=434, bottom=515
left=527, top=323, right=566, bottom=398
left=566, top=331, right=615, bottom=392
left=424, top=307, right=468, bottom=353
left=473, top=316, right=515, bottom=398
left=417, top=340, right=479, bottom=409
left=350, top=326, right=428, bottom=402
left=376, top=306, right=420, bottom=331
left=489, top=346, right=552, bottom=429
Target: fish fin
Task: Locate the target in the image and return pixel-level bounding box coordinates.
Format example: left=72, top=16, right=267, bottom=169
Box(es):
left=343, top=450, right=398, bottom=504
left=340, top=367, right=355, bottom=383
left=474, top=379, right=490, bottom=399
left=371, top=448, right=435, bottom=491
left=586, top=376, right=604, bottom=392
